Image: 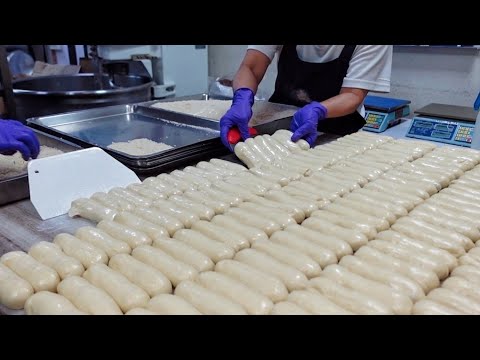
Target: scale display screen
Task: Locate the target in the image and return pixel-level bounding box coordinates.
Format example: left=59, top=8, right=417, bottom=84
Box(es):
left=406, top=116, right=474, bottom=147
left=415, top=121, right=434, bottom=129
left=408, top=119, right=456, bottom=139
left=431, top=130, right=453, bottom=139
left=434, top=123, right=454, bottom=132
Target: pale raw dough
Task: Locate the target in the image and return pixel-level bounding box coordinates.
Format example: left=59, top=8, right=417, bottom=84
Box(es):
left=82, top=263, right=150, bottom=313
left=108, top=254, right=172, bottom=297
left=28, top=241, right=85, bottom=280
left=196, top=271, right=274, bottom=315
left=125, top=308, right=157, bottom=315
left=321, top=264, right=413, bottom=315
left=214, top=259, right=288, bottom=303
left=270, top=301, right=312, bottom=315
left=0, top=263, right=34, bottom=310
left=174, top=280, right=247, bottom=315
left=57, top=276, right=123, bottom=315
left=234, top=248, right=308, bottom=292
left=0, top=251, right=60, bottom=293
left=131, top=245, right=198, bottom=287
left=287, top=289, right=353, bottom=315
left=25, top=291, right=87, bottom=315
left=107, top=138, right=173, bottom=156
left=211, top=215, right=268, bottom=244
left=251, top=240, right=321, bottom=279
left=147, top=294, right=201, bottom=315
left=173, top=229, right=235, bottom=263
left=0, top=145, right=63, bottom=180
left=152, top=237, right=214, bottom=273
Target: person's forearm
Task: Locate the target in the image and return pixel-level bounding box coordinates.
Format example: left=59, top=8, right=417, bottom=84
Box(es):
left=320, top=88, right=368, bottom=118
left=232, top=49, right=271, bottom=95
left=232, top=64, right=261, bottom=93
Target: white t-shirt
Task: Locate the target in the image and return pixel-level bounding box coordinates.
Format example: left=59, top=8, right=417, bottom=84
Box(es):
left=248, top=45, right=392, bottom=93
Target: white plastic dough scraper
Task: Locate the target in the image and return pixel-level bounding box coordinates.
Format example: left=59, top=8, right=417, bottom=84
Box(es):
left=28, top=147, right=141, bottom=220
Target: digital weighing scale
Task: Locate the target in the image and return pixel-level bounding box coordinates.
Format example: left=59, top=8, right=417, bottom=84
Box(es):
left=363, top=95, right=411, bottom=133
left=406, top=103, right=479, bottom=147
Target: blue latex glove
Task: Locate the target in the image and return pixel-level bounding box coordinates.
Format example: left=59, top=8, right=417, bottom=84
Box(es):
left=474, top=91, right=480, bottom=111
left=290, top=101, right=328, bottom=146
left=219, top=88, right=255, bottom=150
left=0, top=120, right=40, bottom=160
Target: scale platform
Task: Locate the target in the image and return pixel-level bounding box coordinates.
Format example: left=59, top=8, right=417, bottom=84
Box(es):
left=406, top=104, right=478, bottom=147
left=363, top=96, right=411, bottom=133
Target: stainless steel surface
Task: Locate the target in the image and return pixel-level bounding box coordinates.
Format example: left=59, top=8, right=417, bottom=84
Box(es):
left=148, top=95, right=299, bottom=128
left=145, top=95, right=298, bottom=135
left=415, top=103, right=479, bottom=122
left=12, top=74, right=154, bottom=121
left=25, top=95, right=297, bottom=172
left=0, top=131, right=81, bottom=206
left=0, top=175, right=29, bottom=207
left=27, top=103, right=221, bottom=166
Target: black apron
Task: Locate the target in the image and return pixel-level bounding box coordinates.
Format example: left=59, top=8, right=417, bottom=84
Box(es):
left=269, top=45, right=366, bottom=136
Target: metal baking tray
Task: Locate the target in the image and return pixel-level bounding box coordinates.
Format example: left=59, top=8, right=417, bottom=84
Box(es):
left=129, top=146, right=234, bottom=175
left=26, top=103, right=223, bottom=167
left=0, top=131, right=81, bottom=206
left=144, top=96, right=298, bottom=134
left=26, top=96, right=297, bottom=171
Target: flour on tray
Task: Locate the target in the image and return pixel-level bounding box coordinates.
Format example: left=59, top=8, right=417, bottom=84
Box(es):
left=151, top=99, right=297, bottom=123
left=107, top=138, right=173, bottom=156
left=152, top=99, right=231, bottom=120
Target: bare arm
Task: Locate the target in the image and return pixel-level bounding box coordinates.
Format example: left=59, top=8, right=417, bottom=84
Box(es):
left=320, top=87, right=369, bottom=118
left=232, top=49, right=271, bottom=93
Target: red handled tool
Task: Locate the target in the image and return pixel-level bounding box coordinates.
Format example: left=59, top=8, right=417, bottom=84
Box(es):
left=227, top=127, right=258, bottom=145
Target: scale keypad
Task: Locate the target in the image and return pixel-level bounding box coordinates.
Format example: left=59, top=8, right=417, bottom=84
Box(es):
left=454, top=126, right=473, bottom=143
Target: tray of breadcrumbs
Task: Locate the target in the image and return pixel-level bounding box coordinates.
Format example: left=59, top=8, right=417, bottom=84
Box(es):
left=26, top=96, right=298, bottom=173
left=0, top=130, right=81, bottom=206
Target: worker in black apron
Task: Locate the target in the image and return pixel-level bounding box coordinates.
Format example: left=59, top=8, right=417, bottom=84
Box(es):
left=0, top=119, right=39, bottom=160
left=219, top=45, right=391, bottom=149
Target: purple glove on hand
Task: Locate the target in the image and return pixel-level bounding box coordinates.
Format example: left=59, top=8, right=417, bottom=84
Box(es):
left=0, top=120, right=40, bottom=160
left=290, top=101, right=328, bottom=146
left=219, top=88, right=255, bottom=150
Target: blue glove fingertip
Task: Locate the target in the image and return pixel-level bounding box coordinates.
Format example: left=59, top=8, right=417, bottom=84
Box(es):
left=237, top=123, right=251, bottom=141
left=291, top=131, right=302, bottom=143
left=304, top=133, right=318, bottom=147
left=12, top=141, right=32, bottom=161
left=220, top=127, right=233, bottom=150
